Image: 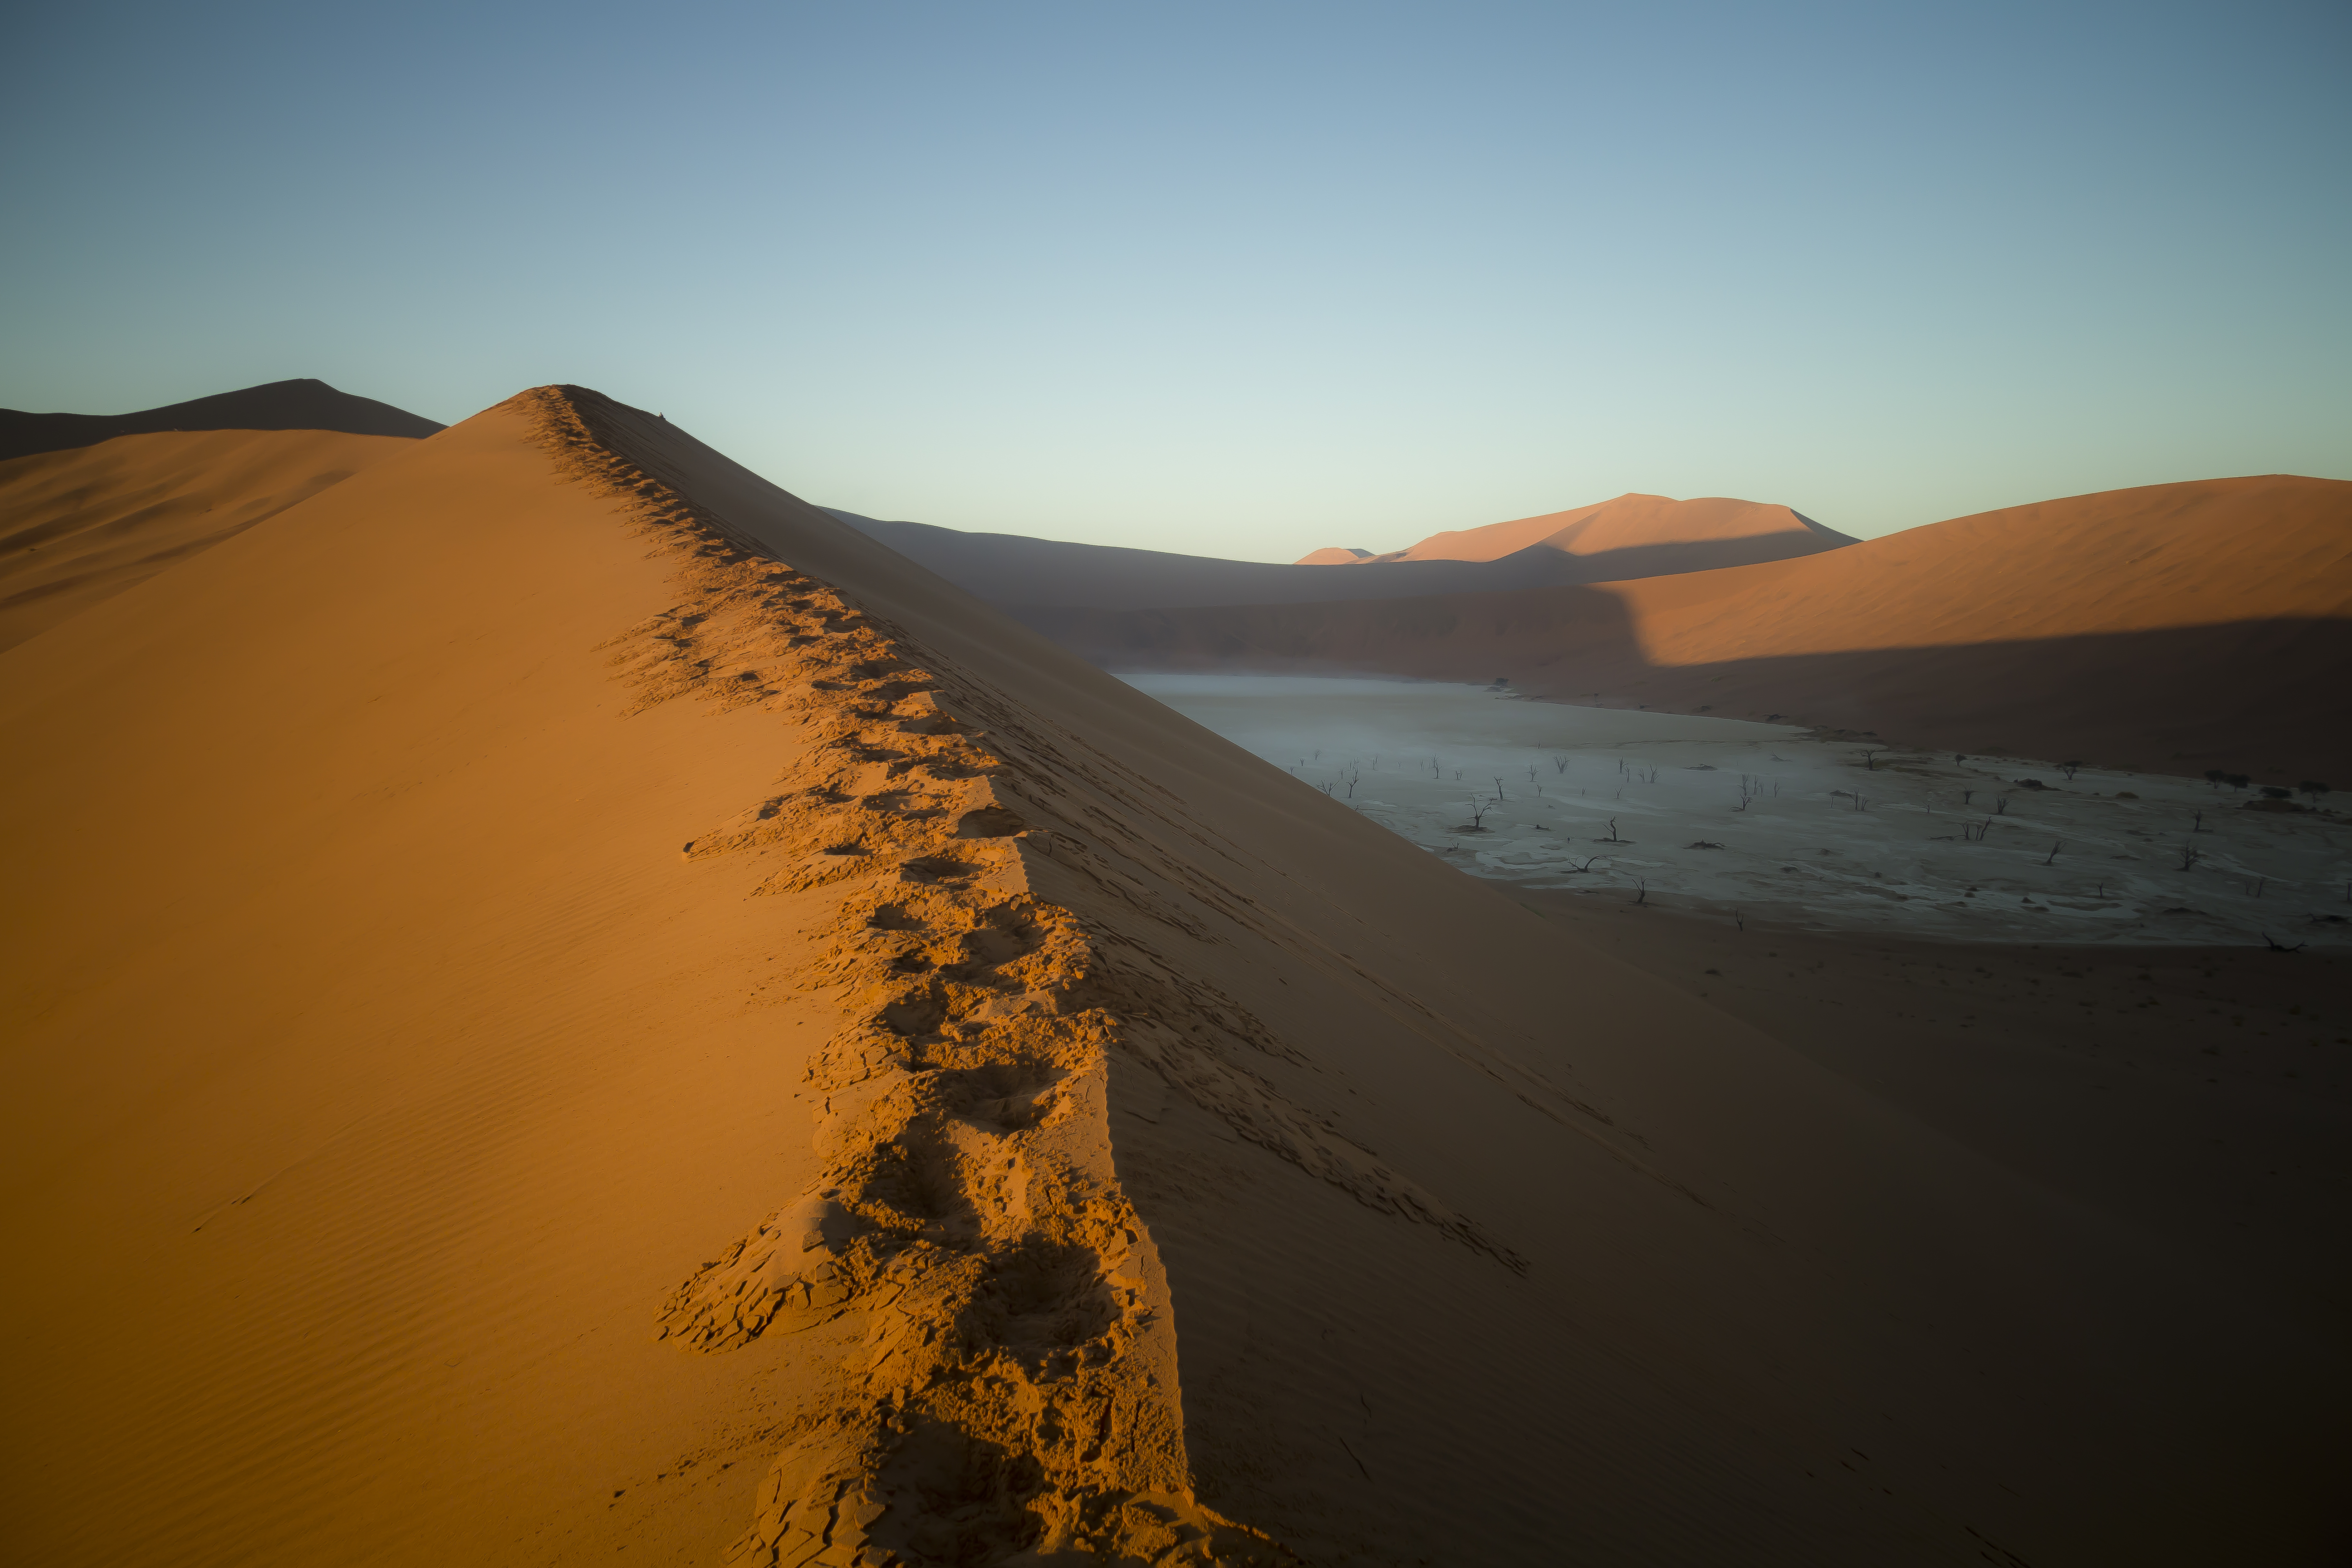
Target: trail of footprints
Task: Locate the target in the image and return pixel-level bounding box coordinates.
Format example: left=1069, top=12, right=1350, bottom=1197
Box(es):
left=511, top=386, right=1521, bottom=1564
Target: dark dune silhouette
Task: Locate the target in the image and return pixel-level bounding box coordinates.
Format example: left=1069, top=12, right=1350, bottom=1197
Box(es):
left=1020, top=475, right=2352, bottom=783
left=0, top=378, right=442, bottom=462
left=825, top=499, right=1852, bottom=611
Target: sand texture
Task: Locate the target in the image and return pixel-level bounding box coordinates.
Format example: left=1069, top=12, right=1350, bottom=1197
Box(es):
left=1029, top=475, right=2352, bottom=784
left=3, top=392, right=2342, bottom=1564
left=0, top=376, right=444, bottom=462
left=0, top=427, right=420, bottom=652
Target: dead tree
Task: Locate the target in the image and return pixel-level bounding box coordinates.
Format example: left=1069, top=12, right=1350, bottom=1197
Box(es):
left=2060, top=760, right=2082, bottom=780
left=2180, top=839, right=2201, bottom=871
left=2043, top=840, right=2062, bottom=865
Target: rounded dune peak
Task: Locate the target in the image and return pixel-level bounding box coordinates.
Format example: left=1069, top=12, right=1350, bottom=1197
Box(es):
left=1389, top=493, right=1852, bottom=564
left=1544, top=493, right=1852, bottom=557
left=1293, top=545, right=1374, bottom=564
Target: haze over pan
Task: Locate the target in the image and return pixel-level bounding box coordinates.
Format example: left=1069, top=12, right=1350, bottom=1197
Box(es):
left=5, top=0, right=2347, bottom=558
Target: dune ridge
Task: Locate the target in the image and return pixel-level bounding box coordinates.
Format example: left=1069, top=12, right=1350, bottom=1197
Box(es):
left=507, top=387, right=1317, bottom=1563
left=830, top=494, right=1849, bottom=614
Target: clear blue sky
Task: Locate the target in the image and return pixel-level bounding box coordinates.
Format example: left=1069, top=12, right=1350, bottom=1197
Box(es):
left=5, top=1, right=2345, bottom=558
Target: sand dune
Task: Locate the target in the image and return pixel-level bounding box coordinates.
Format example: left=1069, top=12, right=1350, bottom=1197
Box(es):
left=1300, top=492, right=1851, bottom=566
left=0, top=428, right=419, bottom=652
left=829, top=493, right=1849, bottom=613
left=3, top=393, right=2339, bottom=1564
left=1031, top=475, right=2352, bottom=784
left=0, top=377, right=443, bottom=463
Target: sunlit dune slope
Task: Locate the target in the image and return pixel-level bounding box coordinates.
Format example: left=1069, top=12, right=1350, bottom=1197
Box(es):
left=1033, top=475, right=2352, bottom=781
left=3, top=395, right=2338, bottom=1566
left=1306, top=492, right=1851, bottom=566
left=0, top=376, right=444, bottom=462
left=1609, top=473, right=2351, bottom=654
left=0, top=428, right=418, bottom=651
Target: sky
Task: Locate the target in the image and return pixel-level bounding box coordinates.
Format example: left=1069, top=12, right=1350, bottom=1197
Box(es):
left=3, top=0, right=2346, bottom=560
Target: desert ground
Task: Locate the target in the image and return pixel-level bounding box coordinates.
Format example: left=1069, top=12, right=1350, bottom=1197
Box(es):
left=3, top=387, right=2344, bottom=1567
left=1121, top=674, right=2352, bottom=947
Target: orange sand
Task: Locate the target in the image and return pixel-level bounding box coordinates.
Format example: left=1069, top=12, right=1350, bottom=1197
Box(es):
left=1, top=395, right=2338, bottom=1565
left=0, top=428, right=418, bottom=652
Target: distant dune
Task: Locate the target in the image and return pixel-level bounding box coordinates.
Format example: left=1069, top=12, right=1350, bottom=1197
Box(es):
left=0, top=377, right=443, bottom=463
left=829, top=490, right=1852, bottom=612
left=3, top=397, right=2337, bottom=1563
left=1030, top=475, right=2352, bottom=783
left=1297, top=492, right=1852, bottom=568
left=0, top=428, right=418, bottom=651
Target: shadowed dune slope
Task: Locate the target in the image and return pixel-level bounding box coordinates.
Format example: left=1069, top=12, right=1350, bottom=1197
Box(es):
left=1029, top=475, right=2352, bottom=782
left=0, top=428, right=419, bottom=652
left=0, top=377, right=444, bottom=462
left=3, top=394, right=2340, bottom=1566
left=828, top=496, right=1848, bottom=613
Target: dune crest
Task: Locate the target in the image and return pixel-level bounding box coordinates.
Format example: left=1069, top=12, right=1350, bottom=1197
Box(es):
left=502, top=387, right=1307, bottom=1563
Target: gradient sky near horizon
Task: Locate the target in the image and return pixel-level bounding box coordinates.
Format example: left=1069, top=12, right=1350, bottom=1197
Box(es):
left=5, top=1, right=2346, bottom=559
